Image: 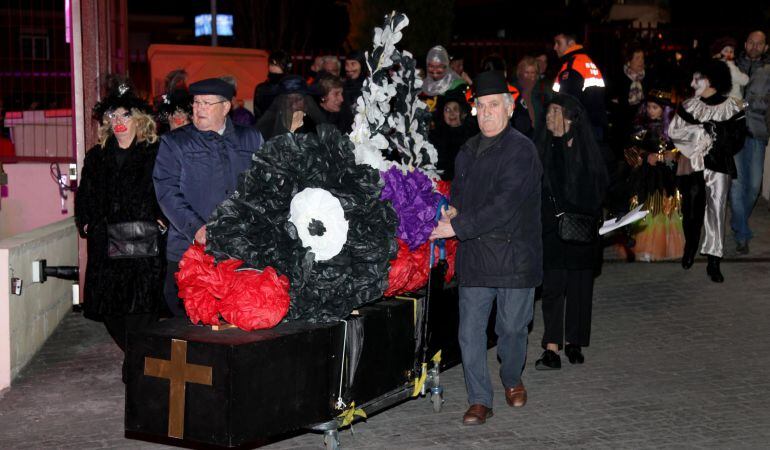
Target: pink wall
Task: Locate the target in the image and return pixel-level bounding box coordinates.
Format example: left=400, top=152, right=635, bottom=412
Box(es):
left=0, top=163, right=74, bottom=239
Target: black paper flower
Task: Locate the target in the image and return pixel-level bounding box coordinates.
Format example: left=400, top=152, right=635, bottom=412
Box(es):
left=206, top=124, right=399, bottom=322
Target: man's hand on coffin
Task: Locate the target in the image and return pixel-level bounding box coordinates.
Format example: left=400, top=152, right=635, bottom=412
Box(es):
left=194, top=225, right=207, bottom=246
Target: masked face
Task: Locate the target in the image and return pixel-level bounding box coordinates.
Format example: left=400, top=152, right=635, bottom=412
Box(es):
left=427, top=61, right=447, bottom=81
left=107, top=107, right=136, bottom=140
left=690, top=73, right=709, bottom=97
left=170, top=109, right=190, bottom=130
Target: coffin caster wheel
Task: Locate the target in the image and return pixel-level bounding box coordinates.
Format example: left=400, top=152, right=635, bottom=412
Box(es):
left=431, top=385, right=444, bottom=413
left=324, top=429, right=340, bottom=450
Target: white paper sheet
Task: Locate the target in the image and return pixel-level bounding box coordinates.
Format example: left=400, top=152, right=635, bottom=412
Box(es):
left=599, top=204, right=649, bottom=235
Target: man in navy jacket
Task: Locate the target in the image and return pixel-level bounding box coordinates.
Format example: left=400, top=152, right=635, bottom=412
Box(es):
left=431, top=71, right=542, bottom=426
left=153, top=77, right=263, bottom=316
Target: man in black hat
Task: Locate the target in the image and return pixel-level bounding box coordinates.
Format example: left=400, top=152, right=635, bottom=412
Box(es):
left=153, top=77, right=263, bottom=317
left=430, top=71, right=543, bottom=425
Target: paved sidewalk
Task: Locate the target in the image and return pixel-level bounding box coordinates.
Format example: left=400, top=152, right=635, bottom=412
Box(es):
left=1, top=204, right=769, bottom=449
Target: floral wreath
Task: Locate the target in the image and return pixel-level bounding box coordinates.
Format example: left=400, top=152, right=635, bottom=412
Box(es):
left=206, top=125, right=398, bottom=322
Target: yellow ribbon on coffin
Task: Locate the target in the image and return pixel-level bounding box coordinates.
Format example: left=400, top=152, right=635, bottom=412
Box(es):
left=337, top=401, right=367, bottom=427
left=412, top=350, right=442, bottom=397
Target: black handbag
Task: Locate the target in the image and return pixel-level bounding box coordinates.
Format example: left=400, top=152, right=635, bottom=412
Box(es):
left=555, top=210, right=599, bottom=244
left=544, top=171, right=599, bottom=244
left=107, top=221, right=162, bottom=259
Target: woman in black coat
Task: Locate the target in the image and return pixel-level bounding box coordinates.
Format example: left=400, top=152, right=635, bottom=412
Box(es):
left=536, top=94, right=609, bottom=370
left=75, top=82, right=166, bottom=378
left=428, top=88, right=477, bottom=181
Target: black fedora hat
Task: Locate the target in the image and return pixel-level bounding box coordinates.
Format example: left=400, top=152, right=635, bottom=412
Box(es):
left=473, top=71, right=509, bottom=98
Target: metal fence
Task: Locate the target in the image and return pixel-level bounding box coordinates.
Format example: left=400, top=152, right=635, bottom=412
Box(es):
left=0, top=0, right=73, bottom=163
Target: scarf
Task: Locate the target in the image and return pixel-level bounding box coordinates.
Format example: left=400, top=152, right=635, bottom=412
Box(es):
left=518, top=78, right=536, bottom=125
left=623, top=63, right=645, bottom=106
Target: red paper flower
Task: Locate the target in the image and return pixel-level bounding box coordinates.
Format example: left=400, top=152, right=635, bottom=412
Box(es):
left=176, top=244, right=291, bottom=330
left=219, top=267, right=291, bottom=331
left=385, top=239, right=430, bottom=297
left=177, top=245, right=221, bottom=325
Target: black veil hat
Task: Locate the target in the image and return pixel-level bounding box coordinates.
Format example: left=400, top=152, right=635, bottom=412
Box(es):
left=536, top=93, right=609, bottom=211
left=92, top=75, right=151, bottom=121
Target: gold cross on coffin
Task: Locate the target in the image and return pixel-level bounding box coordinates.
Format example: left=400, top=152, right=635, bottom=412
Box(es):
left=144, top=338, right=213, bottom=439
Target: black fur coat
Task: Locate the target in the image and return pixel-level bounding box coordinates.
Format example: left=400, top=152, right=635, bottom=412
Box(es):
left=74, top=137, right=166, bottom=321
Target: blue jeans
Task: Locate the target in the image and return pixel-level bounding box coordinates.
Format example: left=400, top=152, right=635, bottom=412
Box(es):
left=730, top=136, right=767, bottom=243
left=458, top=286, right=534, bottom=408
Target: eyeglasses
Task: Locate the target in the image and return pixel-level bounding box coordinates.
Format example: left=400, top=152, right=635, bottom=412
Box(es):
left=193, top=99, right=228, bottom=108
left=106, top=111, right=132, bottom=122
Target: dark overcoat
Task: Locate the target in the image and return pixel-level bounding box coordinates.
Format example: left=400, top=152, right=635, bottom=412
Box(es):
left=450, top=125, right=543, bottom=288
left=153, top=118, right=263, bottom=261
left=74, top=137, right=166, bottom=321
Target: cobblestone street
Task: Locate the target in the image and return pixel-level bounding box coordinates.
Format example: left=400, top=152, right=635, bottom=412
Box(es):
left=2, top=210, right=770, bottom=449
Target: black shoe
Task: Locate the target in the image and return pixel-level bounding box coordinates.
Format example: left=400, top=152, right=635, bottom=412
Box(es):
left=564, top=344, right=584, bottom=364
left=681, top=246, right=695, bottom=269
left=706, top=255, right=724, bottom=283
left=736, top=241, right=749, bottom=255
left=535, top=350, right=561, bottom=370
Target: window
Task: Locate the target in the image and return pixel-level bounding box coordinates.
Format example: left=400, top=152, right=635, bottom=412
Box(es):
left=20, top=34, right=50, bottom=60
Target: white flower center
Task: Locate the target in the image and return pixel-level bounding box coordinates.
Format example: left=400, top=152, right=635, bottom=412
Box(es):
left=288, top=188, right=349, bottom=262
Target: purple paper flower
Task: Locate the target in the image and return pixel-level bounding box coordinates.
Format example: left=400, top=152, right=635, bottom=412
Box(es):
left=380, top=166, right=440, bottom=250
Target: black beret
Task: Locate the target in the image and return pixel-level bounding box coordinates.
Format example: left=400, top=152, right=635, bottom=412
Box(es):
left=189, top=78, right=235, bottom=98
left=473, top=71, right=509, bottom=98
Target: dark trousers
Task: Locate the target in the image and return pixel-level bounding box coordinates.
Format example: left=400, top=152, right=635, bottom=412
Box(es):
left=163, top=260, right=186, bottom=317
left=678, top=172, right=706, bottom=255
left=103, top=312, right=158, bottom=352
left=541, top=268, right=594, bottom=349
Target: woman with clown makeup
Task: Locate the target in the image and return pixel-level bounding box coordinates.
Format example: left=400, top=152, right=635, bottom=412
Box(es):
left=75, top=78, right=167, bottom=382
left=669, top=60, right=746, bottom=283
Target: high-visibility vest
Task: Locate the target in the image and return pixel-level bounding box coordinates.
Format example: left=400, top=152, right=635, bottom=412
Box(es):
left=552, top=46, right=605, bottom=93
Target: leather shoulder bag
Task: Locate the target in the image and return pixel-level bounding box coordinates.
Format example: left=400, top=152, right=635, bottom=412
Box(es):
left=107, top=221, right=164, bottom=259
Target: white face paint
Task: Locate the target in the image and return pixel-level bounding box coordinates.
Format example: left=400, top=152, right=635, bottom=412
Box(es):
left=691, top=73, right=709, bottom=97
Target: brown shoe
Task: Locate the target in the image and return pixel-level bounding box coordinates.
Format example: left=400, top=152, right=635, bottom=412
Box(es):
left=505, top=382, right=527, bottom=407
left=462, top=404, right=493, bottom=425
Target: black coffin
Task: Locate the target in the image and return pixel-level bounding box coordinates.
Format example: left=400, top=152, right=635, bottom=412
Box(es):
left=347, top=300, right=415, bottom=403
left=125, top=319, right=339, bottom=447
left=125, top=299, right=416, bottom=448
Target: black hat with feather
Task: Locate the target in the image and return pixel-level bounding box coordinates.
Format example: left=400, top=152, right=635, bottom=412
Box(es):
left=155, top=69, right=193, bottom=123
left=92, top=75, right=151, bottom=121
